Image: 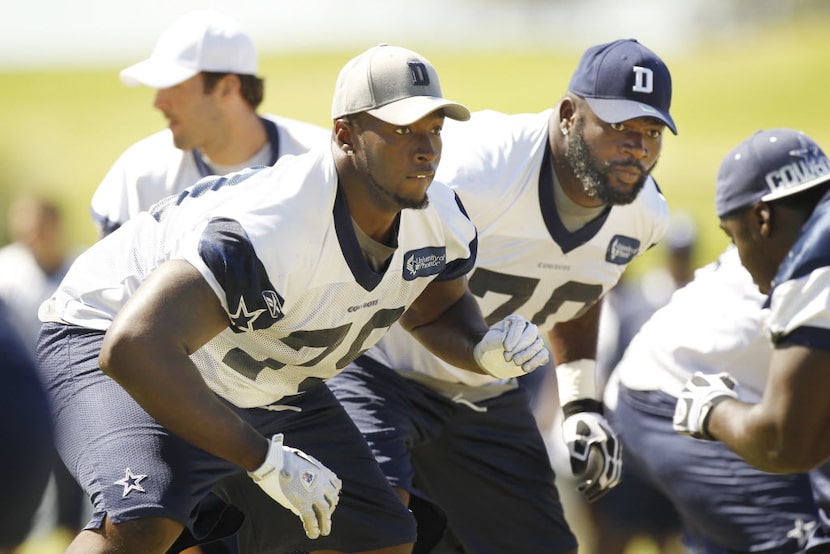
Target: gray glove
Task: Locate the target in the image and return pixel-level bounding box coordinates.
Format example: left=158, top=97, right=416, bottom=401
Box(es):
left=248, top=434, right=342, bottom=539
left=673, top=372, right=738, bottom=440
left=473, top=314, right=549, bottom=378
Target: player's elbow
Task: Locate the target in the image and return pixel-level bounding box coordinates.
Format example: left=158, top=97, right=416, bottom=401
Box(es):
left=774, top=437, right=830, bottom=473
left=751, top=426, right=829, bottom=474
left=98, top=324, right=143, bottom=380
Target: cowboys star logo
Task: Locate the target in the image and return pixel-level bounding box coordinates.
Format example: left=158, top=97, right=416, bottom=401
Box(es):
left=114, top=467, right=147, bottom=498
left=230, top=296, right=266, bottom=332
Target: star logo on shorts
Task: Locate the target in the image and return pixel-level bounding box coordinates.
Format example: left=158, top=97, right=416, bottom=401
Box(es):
left=114, top=468, right=147, bottom=498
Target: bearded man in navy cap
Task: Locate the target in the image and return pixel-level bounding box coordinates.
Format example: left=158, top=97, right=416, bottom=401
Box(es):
left=317, top=38, right=677, bottom=553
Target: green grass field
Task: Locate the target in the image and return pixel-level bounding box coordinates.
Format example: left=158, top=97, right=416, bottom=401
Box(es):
left=2, top=14, right=830, bottom=281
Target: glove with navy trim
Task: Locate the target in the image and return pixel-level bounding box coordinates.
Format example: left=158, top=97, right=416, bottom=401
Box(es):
left=673, top=371, right=738, bottom=440
left=248, top=434, right=342, bottom=539
left=561, top=400, right=623, bottom=502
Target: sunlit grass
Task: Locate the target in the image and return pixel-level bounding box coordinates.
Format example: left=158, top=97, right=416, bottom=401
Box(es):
left=1, top=15, right=829, bottom=274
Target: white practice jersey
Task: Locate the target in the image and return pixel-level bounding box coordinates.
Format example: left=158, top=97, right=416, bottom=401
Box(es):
left=0, top=243, right=73, bottom=354
left=42, top=149, right=477, bottom=408
left=614, top=246, right=771, bottom=400
left=765, top=189, right=830, bottom=358
left=90, top=114, right=329, bottom=236
left=366, top=109, right=668, bottom=387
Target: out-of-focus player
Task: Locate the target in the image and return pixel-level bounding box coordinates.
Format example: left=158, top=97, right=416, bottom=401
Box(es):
left=90, top=10, right=328, bottom=238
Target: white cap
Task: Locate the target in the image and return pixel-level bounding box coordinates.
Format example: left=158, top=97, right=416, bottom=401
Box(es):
left=331, top=44, right=470, bottom=125
left=120, top=10, right=258, bottom=89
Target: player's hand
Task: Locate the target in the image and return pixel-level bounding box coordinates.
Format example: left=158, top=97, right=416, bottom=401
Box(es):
left=248, top=434, right=342, bottom=539
left=673, top=372, right=738, bottom=440
left=473, top=314, right=549, bottom=379
left=561, top=408, right=622, bottom=502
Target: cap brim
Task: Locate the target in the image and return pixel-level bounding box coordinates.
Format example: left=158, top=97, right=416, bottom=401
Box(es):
left=584, top=97, right=677, bottom=135
left=368, top=96, right=471, bottom=126
left=761, top=173, right=830, bottom=203
left=119, top=58, right=199, bottom=89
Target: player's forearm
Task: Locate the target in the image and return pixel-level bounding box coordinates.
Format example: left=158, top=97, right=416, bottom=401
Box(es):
left=707, top=399, right=817, bottom=473
left=100, top=340, right=268, bottom=471
left=403, top=292, right=488, bottom=374
left=546, top=301, right=601, bottom=364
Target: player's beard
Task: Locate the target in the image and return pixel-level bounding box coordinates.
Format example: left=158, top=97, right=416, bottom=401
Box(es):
left=565, top=117, right=651, bottom=206
left=358, top=150, right=430, bottom=211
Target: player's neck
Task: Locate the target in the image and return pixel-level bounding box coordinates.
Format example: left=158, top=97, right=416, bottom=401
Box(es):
left=200, top=112, right=267, bottom=166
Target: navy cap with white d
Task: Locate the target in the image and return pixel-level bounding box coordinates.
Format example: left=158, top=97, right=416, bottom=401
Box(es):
left=715, top=128, right=830, bottom=218
left=568, top=38, right=676, bottom=135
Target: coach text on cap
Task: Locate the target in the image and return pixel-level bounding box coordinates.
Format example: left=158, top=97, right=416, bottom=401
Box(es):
left=715, top=128, right=830, bottom=217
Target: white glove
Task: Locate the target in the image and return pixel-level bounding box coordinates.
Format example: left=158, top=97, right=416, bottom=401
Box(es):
left=561, top=405, right=622, bottom=502
left=673, top=372, right=738, bottom=440
left=248, top=434, right=343, bottom=539
left=473, top=314, right=549, bottom=379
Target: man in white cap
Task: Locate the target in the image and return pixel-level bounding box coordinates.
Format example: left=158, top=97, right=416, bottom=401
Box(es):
left=90, top=10, right=328, bottom=238
left=36, top=43, right=549, bottom=554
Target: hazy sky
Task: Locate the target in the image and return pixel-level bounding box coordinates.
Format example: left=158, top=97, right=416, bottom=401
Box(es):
left=2, top=0, right=715, bottom=70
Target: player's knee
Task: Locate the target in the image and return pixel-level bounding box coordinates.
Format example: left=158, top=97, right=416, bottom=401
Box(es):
left=66, top=516, right=184, bottom=554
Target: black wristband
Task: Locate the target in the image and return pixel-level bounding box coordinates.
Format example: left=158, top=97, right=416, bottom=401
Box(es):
left=562, top=398, right=604, bottom=418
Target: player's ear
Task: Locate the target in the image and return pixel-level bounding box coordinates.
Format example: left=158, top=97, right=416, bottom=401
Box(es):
left=218, top=74, right=240, bottom=99
left=753, top=202, right=772, bottom=237
left=334, top=118, right=355, bottom=154
left=557, top=96, right=576, bottom=135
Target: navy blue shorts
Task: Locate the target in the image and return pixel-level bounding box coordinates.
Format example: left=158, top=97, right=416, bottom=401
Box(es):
left=612, top=386, right=820, bottom=553
left=326, top=356, right=578, bottom=554
left=0, top=318, right=53, bottom=548
left=37, top=323, right=415, bottom=552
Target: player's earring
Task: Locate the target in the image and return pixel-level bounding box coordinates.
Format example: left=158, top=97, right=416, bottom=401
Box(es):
left=343, top=144, right=354, bottom=156
left=561, top=127, right=568, bottom=136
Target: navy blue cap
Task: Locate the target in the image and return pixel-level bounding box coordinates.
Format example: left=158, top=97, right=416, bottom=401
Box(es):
left=569, top=38, right=676, bottom=135
left=715, top=128, right=830, bottom=218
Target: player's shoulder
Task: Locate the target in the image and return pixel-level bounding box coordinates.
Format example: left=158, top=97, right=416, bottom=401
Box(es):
left=116, top=128, right=178, bottom=157
left=775, top=188, right=830, bottom=284
left=0, top=243, right=34, bottom=287
left=262, top=113, right=330, bottom=150
left=219, top=148, right=333, bottom=209
left=438, top=109, right=551, bottom=204
left=443, top=108, right=550, bottom=146
left=632, top=177, right=670, bottom=228
left=422, top=179, right=477, bottom=245
left=105, top=129, right=186, bottom=177
left=637, top=176, right=670, bottom=214
left=426, top=179, right=472, bottom=220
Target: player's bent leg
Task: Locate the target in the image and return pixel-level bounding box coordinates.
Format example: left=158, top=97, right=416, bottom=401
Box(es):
left=213, top=384, right=418, bottom=553
left=615, top=387, right=820, bottom=553
left=65, top=515, right=183, bottom=554
left=413, top=387, right=579, bottom=553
